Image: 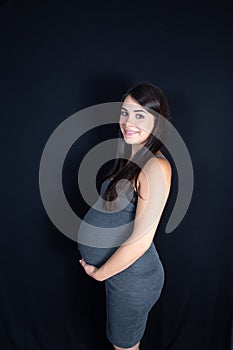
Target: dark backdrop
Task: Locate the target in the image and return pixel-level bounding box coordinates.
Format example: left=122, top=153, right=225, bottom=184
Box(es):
left=0, top=1, right=232, bottom=349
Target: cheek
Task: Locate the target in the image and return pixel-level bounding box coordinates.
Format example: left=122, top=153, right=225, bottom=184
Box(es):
left=147, top=119, right=155, bottom=133
left=140, top=121, right=153, bottom=134
left=119, top=119, right=125, bottom=127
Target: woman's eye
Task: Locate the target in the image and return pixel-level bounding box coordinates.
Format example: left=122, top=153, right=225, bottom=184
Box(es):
left=121, top=110, right=128, bottom=117
left=136, top=114, right=144, bottom=119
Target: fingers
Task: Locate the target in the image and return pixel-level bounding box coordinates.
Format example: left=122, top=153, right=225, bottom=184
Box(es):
left=79, top=258, right=86, bottom=267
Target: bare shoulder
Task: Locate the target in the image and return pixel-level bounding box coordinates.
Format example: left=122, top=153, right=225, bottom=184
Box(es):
left=137, top=156, right=172, bottom=198
left=139, top=156, right=172, bottom=180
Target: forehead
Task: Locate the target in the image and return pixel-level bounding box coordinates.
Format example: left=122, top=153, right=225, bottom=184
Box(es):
left=123, top=94, right=141, bottom=106
left=122, top=95, right=145, bottom=110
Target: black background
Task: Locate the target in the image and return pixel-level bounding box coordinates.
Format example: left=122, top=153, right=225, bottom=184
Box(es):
left=0, top=1, right=232, bottom=349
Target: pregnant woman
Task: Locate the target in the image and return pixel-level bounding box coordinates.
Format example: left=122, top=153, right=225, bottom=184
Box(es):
left=78, top=82, right=172, bottom=350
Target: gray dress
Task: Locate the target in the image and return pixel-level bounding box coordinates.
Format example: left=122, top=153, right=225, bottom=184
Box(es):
left=77, top=155, right=165, bottom=348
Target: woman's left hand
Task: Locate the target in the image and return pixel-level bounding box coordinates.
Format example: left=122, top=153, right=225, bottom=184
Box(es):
left=79, top=258, right=103, bottom=281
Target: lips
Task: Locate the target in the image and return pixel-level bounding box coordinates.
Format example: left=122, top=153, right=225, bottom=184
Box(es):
left=124, top=129, right=139, bottom=136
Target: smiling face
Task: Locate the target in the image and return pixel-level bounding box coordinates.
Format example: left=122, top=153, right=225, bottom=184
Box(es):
left=119, top=94, right=155, bottom=147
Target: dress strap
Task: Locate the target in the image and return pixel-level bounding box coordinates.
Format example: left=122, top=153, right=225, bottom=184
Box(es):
left=155, top=154, right=166, bottom=159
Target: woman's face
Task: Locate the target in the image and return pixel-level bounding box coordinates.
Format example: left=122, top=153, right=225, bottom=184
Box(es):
left=119, top=94, right=155, bottom=145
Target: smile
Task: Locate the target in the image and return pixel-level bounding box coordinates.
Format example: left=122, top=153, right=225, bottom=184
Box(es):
left=124, top=129, right=139, bottom=136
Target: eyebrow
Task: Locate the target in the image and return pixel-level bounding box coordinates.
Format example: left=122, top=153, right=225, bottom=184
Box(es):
left=121, top=106, right=147, bottom=114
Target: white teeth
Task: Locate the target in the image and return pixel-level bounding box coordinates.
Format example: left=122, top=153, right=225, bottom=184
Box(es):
left=125, top=130, right=138, bottom=134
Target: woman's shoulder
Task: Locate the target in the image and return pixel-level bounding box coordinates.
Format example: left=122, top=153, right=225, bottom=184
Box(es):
left=138, top=153, right=172, bottom=185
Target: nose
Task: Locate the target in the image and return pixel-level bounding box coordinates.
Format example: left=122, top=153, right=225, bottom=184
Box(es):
left=120, top=113, right=136, bottom=127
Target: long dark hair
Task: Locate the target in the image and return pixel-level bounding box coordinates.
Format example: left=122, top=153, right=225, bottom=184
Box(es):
left=102, top=81, right=171, bottom=211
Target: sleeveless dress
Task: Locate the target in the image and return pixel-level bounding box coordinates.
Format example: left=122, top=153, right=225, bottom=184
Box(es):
left=77, top=155, right=166, bottom=348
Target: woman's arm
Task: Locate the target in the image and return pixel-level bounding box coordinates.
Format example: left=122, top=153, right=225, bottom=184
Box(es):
left=95, top=157, right=172, bottom=281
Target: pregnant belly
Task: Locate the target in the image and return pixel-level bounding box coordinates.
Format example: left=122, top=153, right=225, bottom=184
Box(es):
left=77, top=204, right=135, bottom=267
left=78, top=243, right=117, bottom=268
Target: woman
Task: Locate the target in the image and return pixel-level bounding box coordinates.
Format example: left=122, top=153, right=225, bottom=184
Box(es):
left=78, top=82, right=172, bottom=350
